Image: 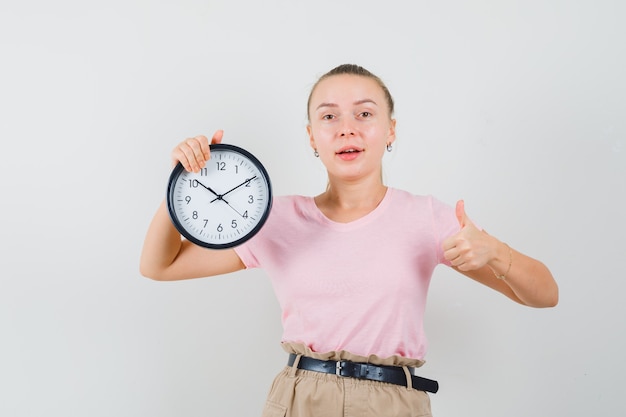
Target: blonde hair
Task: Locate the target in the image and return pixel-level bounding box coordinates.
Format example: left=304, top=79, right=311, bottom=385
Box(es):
left=307, top=64, right=395, bottom=121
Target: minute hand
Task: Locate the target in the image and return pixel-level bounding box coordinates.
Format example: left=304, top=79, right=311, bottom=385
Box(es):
left=218, top=176, right=257, bottom=199
left=209, top=176, right=257, bottom=203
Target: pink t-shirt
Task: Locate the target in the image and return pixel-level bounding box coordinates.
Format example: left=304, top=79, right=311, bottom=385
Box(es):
left=234, top=188, right=459, bottom=361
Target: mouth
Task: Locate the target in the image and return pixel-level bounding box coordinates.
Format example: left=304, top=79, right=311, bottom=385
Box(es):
left=336, top=147, right=364, bottom=155
left=335, top=146, right=363, bottom=161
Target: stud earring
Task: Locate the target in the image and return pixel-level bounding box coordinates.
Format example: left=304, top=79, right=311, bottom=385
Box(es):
left=314, top=149, right=319, bottom=157
left=386, top=143, right=393, bottom=152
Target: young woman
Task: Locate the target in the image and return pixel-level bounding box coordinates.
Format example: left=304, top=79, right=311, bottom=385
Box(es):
left=140, top=64, right=558, bottom=417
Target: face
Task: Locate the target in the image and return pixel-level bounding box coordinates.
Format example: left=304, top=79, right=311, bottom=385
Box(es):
left=307, top=74, right=396, bottom=183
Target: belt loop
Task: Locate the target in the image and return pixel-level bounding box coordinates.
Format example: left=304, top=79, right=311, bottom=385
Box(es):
left=289, top=354, right=302, bottom=377
left=402, top=366, right=413, bottom=390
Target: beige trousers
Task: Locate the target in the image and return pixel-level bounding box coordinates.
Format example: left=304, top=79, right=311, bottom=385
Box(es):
left=261, top=344, right=433, bottom=417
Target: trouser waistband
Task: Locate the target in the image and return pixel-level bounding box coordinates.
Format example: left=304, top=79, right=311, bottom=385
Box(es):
left=287, top=353, right=439, bottom=393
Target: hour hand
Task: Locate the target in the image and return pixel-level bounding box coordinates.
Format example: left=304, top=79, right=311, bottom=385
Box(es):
left=194, top=180, right=221, bottom=199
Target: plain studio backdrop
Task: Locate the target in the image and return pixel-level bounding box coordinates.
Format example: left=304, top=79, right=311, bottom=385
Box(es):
left=1, top=1, right=624, bottom=416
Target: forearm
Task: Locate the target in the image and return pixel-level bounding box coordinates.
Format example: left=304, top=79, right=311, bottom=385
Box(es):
left=487, top=239, right=559, bottom=308
left=139, top=200, right=184, bottom=279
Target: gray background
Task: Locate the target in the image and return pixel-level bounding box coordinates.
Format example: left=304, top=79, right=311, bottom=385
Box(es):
left=1, top=0, right=624, bottom=416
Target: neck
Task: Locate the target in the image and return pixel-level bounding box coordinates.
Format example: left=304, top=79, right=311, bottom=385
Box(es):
left=324, top=181, right=387, bottom=209
left=314, top=176, right=388, bottom=222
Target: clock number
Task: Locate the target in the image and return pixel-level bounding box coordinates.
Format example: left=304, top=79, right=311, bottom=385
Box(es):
left=248, top=195, right=254, bottom=204
left=235, top=165, right=239, bottom=174
left=242, top=211, right=248, bottom=219
left=185, top=196, right=191, bottom=204
left=231, top=220, right=237, bottom=229
left=200, top=168, right=208, bottom=176
left=192, top=211, right=198, bottom=219
left=217, top=224, right=223, bottom=232
left=190, top=179, right=199, bottom=188
left=203, top=219, right=208, bottom=228
left=216, top=161, right=226, bottom=171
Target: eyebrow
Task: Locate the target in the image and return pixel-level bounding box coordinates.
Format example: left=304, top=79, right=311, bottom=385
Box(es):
left=315, top=99, right=378, bottom=111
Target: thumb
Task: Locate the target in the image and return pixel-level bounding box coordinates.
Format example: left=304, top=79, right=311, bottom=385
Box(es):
left=211, top=129, right=224, bottom=144
left=455, top=199, right=468, bottom=228
left=205, top=130, right=224, bottom=159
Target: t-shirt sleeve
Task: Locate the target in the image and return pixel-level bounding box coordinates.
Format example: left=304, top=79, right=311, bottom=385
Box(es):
left=232, top=196, right=282, bottom=269
left=233, top=241, right=259, bottom=269
left=429, top=196, right=462, bottom=266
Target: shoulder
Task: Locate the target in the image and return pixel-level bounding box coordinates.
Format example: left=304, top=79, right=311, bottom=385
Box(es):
left=388, top=188, right=451, bottom=210
left=271, top=194, right=310, bottom=212
left=388, top=188, right=457, bottom=228
left=265, top=194, right=315, bottom=223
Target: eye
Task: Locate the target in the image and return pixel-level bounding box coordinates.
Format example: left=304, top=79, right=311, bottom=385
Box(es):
left=360, top=111, right=372, bottom=118
left=322, top=114, right=335, bottom=120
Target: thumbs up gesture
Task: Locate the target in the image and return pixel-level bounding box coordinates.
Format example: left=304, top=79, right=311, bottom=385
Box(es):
left=443, top=200, right=495, bottom=271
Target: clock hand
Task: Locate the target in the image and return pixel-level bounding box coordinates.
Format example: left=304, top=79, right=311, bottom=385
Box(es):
left=222, top=199, right=247, bottom=218
left=194, top=179, right=221, bottom=199
left=209, top=176, right=256, bottom=204
left=220, top=176, right=257, bottom=199
left=194, top=179, right=234, bottom=205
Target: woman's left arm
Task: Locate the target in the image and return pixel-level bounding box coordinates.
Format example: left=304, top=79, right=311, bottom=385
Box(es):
left=443, top=200, right=559, bottom=308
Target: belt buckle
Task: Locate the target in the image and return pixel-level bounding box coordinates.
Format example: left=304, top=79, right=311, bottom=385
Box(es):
left=335, top=360, right=345, bottom=377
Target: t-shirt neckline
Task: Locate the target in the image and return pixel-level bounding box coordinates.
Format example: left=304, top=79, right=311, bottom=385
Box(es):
left=306, top=187, right=395, bottom=231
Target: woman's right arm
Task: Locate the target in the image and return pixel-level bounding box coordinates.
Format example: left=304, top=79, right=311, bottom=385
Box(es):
left=139, top=131, right=246, bottom=281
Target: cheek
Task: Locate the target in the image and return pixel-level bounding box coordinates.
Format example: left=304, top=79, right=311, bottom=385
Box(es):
left=364, top=125, right=390, bottom=144
left=311, top=125, right=334, bottom=142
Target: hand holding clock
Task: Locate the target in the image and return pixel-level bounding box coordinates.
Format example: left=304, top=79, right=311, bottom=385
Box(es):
left=171, top=130, right=224, bottom=173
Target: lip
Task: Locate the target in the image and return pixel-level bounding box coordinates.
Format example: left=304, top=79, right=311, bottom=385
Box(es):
left=336, top=146, right=364, bottom=154
left=335, top=146, right=364, bottom=161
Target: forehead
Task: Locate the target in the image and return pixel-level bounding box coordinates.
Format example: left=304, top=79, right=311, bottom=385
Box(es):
left=310, top=74, right=385, bottom=104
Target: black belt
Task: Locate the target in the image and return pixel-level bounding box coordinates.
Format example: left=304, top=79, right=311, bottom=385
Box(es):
left=287, top=354, right=439, bottom=393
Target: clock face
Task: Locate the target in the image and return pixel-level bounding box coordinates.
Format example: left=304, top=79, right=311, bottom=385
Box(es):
left=166, top=144, right=273, bottom=249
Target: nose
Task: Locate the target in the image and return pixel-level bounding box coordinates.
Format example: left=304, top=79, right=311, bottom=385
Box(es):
left=339, top=120, right=355, bottom=137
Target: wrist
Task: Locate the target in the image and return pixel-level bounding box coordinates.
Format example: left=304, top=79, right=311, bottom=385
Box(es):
left=488, top=241, right=513, bottom=280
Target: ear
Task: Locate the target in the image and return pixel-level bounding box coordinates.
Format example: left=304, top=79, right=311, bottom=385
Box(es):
left=387, top=118, right=397, bottom=146
left=307, top=124, right=316, bottom=150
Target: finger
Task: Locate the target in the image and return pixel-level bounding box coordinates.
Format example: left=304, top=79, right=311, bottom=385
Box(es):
left=456, top=200, right=477, bottom=230
left=171, top=146, right=193, bottom=171
left=210, top=129, right=224, bottom=145
left=449, top=254, right=465, bottom=269
left=443, top=247, right=459, bottom=263
left=455, top=199, right=466, bottom=227
left=189, top=138, right=209, bottom=171
left=445, top=246, right=467, bottom=269
left=441, top=235, right=457, bottom=252
left=201, top=130, right=224, bottom=161
left=193, top=135, right=211, bottom=161
left=175, top=137, right=206, bottom=172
